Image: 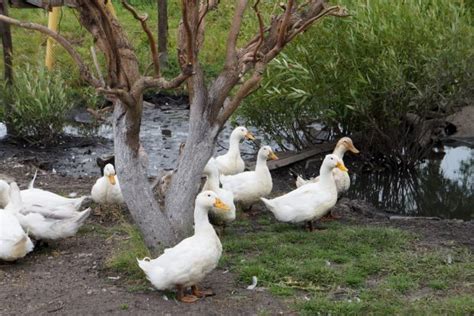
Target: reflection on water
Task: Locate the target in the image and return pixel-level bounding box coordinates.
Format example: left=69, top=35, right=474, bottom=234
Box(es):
left=348, top=146, right=474, bottom=220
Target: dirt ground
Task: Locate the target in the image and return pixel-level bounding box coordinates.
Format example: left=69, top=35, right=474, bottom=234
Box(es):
left=0, top=159, right=473, bottom=315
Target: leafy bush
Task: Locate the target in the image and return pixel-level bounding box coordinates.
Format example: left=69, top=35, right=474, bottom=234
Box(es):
left=1, top=64, right=73, bottom=144
left=238, top=0, right=474, bottom=164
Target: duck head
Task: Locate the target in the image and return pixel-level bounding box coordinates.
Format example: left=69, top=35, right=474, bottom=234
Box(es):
left=103, top=164, right=117, bottom=185
left=258, top=146, right=279, bottom=161
left=323, top=154, right=348, bottom=172
left=336, top=137, right=360, bottom=155
left=197, top=190, right=230, bottom=211
left=232, top=126, right=255, bottom=141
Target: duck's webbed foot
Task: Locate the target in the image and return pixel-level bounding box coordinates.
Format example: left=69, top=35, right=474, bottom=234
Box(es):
left=176, top=285, right=199, bottom=303
left=192, top=285, right=215, bottom=298
left=320, top=211, right=341, bottom=222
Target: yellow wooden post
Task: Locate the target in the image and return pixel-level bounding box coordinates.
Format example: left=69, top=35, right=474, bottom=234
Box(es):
left=105, top=0, right=117, bottom=18
left=45, top=7, right=60, bottom=70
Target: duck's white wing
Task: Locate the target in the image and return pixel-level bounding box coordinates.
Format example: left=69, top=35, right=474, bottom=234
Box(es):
left=21, top=188, right=87, bottom=210
left=17, top=208, right=91, bottom=240
left=220, top=171, right=254, bottom=192
left=0, top=212, right=34, bottom=261
left=264, top=183, right=335, bottom=223
left=147, top=234, right=221, bottom=287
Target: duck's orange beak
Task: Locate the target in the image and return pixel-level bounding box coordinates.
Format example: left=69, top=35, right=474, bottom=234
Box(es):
left=336, top=161, right=348, bottom=172
left=213, top=198, right=230, bottom=211
left=108, top=174, right=116, bottom=185
left=269, top=152, right=279, bottom=160
left=348, top=143, right=360, bottom=154
left=245, top=132, right=255, bottom=141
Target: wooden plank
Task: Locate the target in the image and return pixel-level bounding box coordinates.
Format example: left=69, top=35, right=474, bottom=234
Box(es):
left=247, top=142, right=336, bottom=171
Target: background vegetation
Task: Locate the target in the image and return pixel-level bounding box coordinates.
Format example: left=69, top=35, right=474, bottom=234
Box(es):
left=238, top=0, right=474, bottom=165
left=0, top=0, right=472, bottom=155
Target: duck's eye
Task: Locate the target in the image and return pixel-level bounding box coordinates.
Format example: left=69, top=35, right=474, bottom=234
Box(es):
left=207, top=194, right=211, bottom=197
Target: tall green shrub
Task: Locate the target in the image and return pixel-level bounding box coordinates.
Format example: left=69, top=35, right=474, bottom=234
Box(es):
left=1, top=65, right=73, bottom=144
left=239, top=0, right=474, bottom=163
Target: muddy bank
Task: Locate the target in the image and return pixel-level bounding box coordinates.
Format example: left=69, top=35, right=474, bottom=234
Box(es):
left=0, top=162, right=290, bottom=316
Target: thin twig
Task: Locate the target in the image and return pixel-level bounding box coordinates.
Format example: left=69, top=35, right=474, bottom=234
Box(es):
left=224, top=0, right=248, bottom=68
left=0, top=14, right=100, bottom=87
left=277, top=0, right=294, bottom=48
left=121, top=0, right=160, bottom=76
left=252, top=0, right=264, bottom=62
left=181, top=0, right=194, bottom=65
left=90, top=46, right=105, bottom=86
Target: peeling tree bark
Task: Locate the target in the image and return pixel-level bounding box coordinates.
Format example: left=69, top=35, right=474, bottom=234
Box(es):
left=0, top=0, right=348, bottom=252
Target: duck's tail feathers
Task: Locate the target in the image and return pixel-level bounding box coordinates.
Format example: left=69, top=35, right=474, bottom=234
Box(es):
left=137, top=257, right=156, bottom=273
left=6, top=182, right=23, bottom=212
left=260, top=197, right=275, bottom=212
left=295, top=175, right=308, bottom=188
left=28, top=170, right=38, bottom=189
left=74, top=208, right=91, bottom=226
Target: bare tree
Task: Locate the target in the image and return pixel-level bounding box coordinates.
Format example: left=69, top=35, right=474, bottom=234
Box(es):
left=0, top=0, right=347, bottom=254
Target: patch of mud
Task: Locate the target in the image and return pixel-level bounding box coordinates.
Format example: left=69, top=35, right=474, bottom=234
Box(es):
left=0, top=163, right=291, bottom=316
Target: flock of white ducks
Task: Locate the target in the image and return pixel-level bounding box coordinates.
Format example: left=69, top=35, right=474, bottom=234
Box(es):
left=0, top=124, right=359, bottom=304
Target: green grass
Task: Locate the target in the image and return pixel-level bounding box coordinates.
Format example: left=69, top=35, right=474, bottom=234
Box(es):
left=220, top=215, right=474, bottom=314
left=105, top=223, right=150, bottom=282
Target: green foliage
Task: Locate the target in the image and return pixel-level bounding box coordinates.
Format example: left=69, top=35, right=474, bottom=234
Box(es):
left=222, top=216, right=474, bottom=314
left=239, top=0, right=474, bottom=161
left=1, top=64, right=72, bottom=144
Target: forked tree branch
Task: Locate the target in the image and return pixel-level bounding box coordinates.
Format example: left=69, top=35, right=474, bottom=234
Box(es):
left=217, top=62, right=265, bottom=125
left=0, top=14, right=101, bottom=88
left=224, top=0, right=248, bottom=69
left=130, top=65, right=194, bottom=100
left=181, top=0, right=194, bottom=66
left=214, top=0, right=348, bottom=126
left=252, top=0, right=264, bottom=62
left=277, top=0, right=294, bottom=48
left=121, top=0, right=160, bottom=76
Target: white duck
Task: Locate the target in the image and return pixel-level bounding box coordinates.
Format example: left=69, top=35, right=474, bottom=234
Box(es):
left=220, top=146, right=278, bottom=209
left=215, top=126, right=255, bottom=175
left=91, top=164, right=124, bottom=204
left=137, top=191, right=230, bottom=303
left=295, top=137, right=359, bottom=195
left=262, top=154, right=348, bottom=231
left=0, top=173, right=89, bottom=213
left=0, top=182, right=34, bottom=261
left=202, top=158, right=236, bottom=227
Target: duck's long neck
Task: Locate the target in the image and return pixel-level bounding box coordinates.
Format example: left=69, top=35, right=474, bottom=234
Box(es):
left=255, top=156, right=269, bottom=174
left=319, top=165, right=335, bottom=184
left=203, top=170, right=220, bottom=191
left=194, top=206, right=214, bottom=235
left=227, top=134, right=242, bottom=158
left=333, top=145, right=346, bottom=159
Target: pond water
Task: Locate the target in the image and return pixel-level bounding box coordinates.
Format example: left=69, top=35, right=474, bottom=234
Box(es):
left=347, top=144, right=474, bottom=221
left=0, top=100, right=472, bottom=220
left=0, top=100, right=259, bottom=177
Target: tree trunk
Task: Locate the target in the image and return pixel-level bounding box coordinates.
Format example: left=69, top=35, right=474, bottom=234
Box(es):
left=0, top=1, right=12, bottom=84
left=113, top=99, right=179, bottom=254
left=164, top=66, right=219, bottom=239
left=157, top=0, right=168, bottom=69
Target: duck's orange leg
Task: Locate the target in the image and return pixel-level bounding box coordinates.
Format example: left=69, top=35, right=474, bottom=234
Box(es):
left=176, top=285, right=199, bottom=303
left=192, top=285, right=215, bottom=298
